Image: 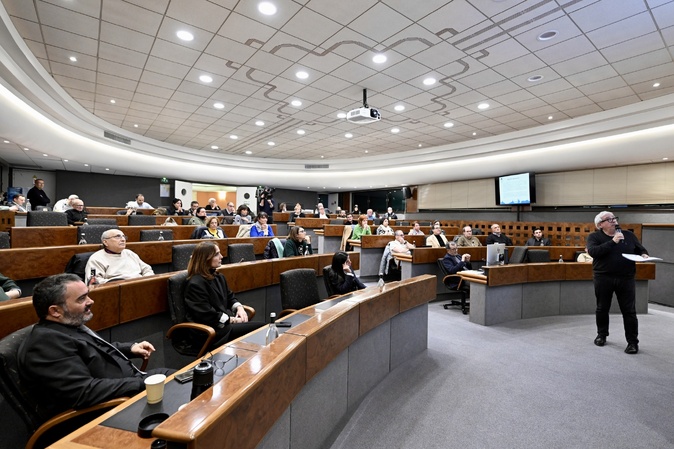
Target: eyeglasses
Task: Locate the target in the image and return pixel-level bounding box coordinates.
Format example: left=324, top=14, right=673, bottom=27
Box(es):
left=203, top=352, right=238, bottom=375
left=600, top=216, right=618, bottom=223
left=106, top=234, right=127, bottom=240
left=298, top=229, right=306, bottom=233
left=73, top=204, right=84, bottom=207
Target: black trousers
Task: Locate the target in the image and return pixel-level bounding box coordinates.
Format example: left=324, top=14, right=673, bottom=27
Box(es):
left=594, top=275, right=638, bottom=344
left=211, top=321, right=265, bottom=349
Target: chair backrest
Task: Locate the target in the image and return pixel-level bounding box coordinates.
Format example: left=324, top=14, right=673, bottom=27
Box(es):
left=329, top=219, right=343, bottom=225
left=0, top=231, right=9, bottom=249
left=26, top=211, right=68, bottom=226
left=127, top=215, right=157, bottom=226
left=527, top=249, right=550, bottom=263
left=322, top=266, right=338, bottom=297
left=139, top=229, right=174, bottom=241
left=181, top=217, right=192, bottom=225
left=228, top=243, right=255, bottom=263
left=35, top=206, right=50, bottom=211
left=166, top=271, right=189, bottom=325
left=171, top=244, right=197, bottom=271
left=0, top=326, right=44, bottom=432
left=437, top=258, right=449, bottom=277
left=263, top=238, right=286, bottom=259
left=280, top=268, right=320, bottom=310
left=86, top=218, right=117, bottom=225
left=77, top=224, right=118, bottom=245
left=222, top=215, right=235, bottom=224
left=189, top=226, right=208, bottom=239
left=64, top=252, right=96, bottom=281
left=509, top=246, right=528, bottom=264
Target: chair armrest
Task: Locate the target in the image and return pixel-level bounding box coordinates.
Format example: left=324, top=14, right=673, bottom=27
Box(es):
left=243, top=305, right=255, bottom=321
left=279, top=308, right=297, bottom=318
left=26, top=398, right=128, bottom=449
left=442, top=274, right=463, bottom=290
left=166, top=322, right=216, bottom=359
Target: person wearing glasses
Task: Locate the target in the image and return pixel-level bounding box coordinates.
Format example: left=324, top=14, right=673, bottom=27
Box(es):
left=587, top=212, right=649, bottom=355
left=284, top=226, right=312, bottom=257
left=85, top=230, right=154, bottom=284
left=65, top=199, right=88, bottom=225
left=222, top=202, right=236, bottom=217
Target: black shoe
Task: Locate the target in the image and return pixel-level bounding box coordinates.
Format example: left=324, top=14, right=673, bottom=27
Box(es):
left=594, top=335, right=606, bottom=347
left=625, top=343, right=639, bottom=354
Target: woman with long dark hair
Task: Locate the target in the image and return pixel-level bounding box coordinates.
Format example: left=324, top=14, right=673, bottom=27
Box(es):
left=283, top=225, right=312, bottom=257
left=327, top=251, right=366, bottom=295
left=184, top=242, right=263, bottom=349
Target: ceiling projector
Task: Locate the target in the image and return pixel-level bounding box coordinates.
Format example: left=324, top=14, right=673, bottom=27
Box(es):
left=346, top=107, right=381, bottom=124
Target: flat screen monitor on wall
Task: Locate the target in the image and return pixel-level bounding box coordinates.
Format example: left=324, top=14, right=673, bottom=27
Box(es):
left=494, top=172, right=536, bottom=206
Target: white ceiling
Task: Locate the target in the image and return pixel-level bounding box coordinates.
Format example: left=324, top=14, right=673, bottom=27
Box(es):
left=0, top=0, right=673, bottom=190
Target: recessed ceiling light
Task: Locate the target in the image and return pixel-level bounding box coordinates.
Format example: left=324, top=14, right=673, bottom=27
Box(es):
left=418, top=144, right=422, bottom=147
left=63, top=159, right=68, bottom=162
left=214, top=102, right=225, bottom=109
left=653, top=82, right=661, bottom=88
left=3, top=140, right=9, bottom=143
left=321, top=155, right=324, bottom=158
left=337, top=112, right=347, bottom=119
left=345, top=133, right=353, bottom=138
left=255, top=120, right=265, bottom=126
left=391, top=128, right=400, bottom=133
left=472, top=132, right=477, bottom=136
left=211, top=145, right=219, bottom=149
left=297, top=129, right=305, bottom=135
left=291, top=100, right=302, bottom=107
left=134, top=124, right=138, bottom=128
left=478, top=103, right=490, bottom=110
left=663, top=157, right=669, bottom=161
left=548, top=116, right=553, bottom=120
left=110, top=99, right=116, bottom=104
left=23, top=147, right=29, bottom=151
left=528, top=75, right=544, bottom=82
left=230, top=135, right=238, bottom=140
left=423, top=77, right=436, bottom=86
left=258, top=1, right=277, bottom=15
left=105, top=168, right=110, bottom=171
left=268, top=141, right=275, bottom=146
left=365, top=150, right=369, bottom=153
left=42, top=154, right=48, bottom=157
left=295, top=71, right=308, bottom=80
left=69, top=56, right=77, bottom=62
left=537, top=30, right=558, bottom=41
left=176, top=30, right=194, bottom=41
left=84, top=163, right=89, bottom=167
left=245, top=151, right=252, bottom=155
left=372, top=54, right=387, bottom=64
left=199, top=75, right=213, bottom=83
left=394, top=105, right=405, bottom=112
left=444, top=122, right=454, bottom=128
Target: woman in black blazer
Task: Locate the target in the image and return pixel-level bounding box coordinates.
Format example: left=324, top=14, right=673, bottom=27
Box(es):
left=184, top=242, right=263, bottom=349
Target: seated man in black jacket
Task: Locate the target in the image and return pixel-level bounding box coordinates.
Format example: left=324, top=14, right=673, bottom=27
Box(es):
left=485, top=223, right=513, bottom=246
left=18, top=274, right=173, bottom=419
left=442, top=242, right=472, bottom=291
left=65, top=199, right=88, bottom=225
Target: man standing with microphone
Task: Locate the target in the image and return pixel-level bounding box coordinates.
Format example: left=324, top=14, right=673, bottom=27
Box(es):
left=587, top=212, right=649, bottom=354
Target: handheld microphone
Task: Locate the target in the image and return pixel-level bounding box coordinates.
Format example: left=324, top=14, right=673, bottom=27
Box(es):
left=615, top=225, right=624, bottom=243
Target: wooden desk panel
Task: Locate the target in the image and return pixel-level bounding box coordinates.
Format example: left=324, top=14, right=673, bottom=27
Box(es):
left=636, top=262, right=656, bottom=279
left=527, top=263, right=566, bottom=282
left=88, top=214, right=129, bottom=226
left=398, top=274, right=436, bottom=312
left=358, top=285, right=400, bottom=336
left=125, top=241, right=173, bottom=265
left=0, top=298, right=37, bottom=339
left=486, top=265, right=528, bottom=286
left=120, top=225, right=197, bottom=241
left=118, top=275, right=170, bottom=324
left=153, top=335, right=307, bottom=449
left=86, top=284, right=121, bottom=331
left=293, top=218, right=330, bottom=228
left=411, top=247, right=446, bottom=264
left=564, top=262, right=594, bottom=280
left=11, top=226, right=77, bottom=247
left=219, top=260, right=273, bottom=292
left=288, top=302, right=359, bottom=381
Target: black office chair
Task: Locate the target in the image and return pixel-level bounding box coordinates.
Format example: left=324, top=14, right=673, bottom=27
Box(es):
left=263, top=238, right=286, bottom=259
left=437, top=258, right=469, bottom=314
left=0, top=232, right=9, bottom=249
left=527, top=249, right=550, bottom=263
left=228, top=243, right=255, bottom=263
left=508, top=246, right=528, bottom=264
left=189, top=226, right=208, bottom=239
left=165, top=272, right=254, bottom=358
left=64, top=252, right=96, bottom=281
left=171, top=244, right=197, bottom=271
left=279, top=268, right=321, bottom=317
left=127, top=215, right=157, bottom=226
left=84, top=218, right=118, bottom=225
left=0, top=326, right=147, bottom=449
left=139, top=229, right=174, bottom=241
left=76, top=224, right=118, bottom=245
left=322, top=265, right=339, bottom=298
left=26, top=212, right=68, bottom=227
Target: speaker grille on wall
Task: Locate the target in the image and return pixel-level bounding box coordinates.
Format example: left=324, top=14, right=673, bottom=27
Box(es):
left=402, top=187, right=413, bottom=198
left=305, top=164, right=329, bottom=169
left=103, top=131, right=131, bottom=145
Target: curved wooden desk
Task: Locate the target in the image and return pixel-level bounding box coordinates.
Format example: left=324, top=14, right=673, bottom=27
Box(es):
left=50, top=275, right=437, bottom=449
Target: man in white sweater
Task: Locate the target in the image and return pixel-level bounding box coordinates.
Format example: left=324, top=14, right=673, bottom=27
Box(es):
left=85, top=230, right=154, bottom=284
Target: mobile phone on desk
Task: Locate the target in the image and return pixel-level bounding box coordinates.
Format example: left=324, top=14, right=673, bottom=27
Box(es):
left=275, top=321, right=292, bottom=327
left=174, top=369, right=194, bottom=383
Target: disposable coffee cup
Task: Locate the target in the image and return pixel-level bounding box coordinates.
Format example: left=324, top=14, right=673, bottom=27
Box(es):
left=145, top=374, right=166, bottom=404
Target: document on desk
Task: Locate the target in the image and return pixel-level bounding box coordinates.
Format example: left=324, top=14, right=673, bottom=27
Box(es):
left=461, top=270, right=485, bottom=276
left=622, top=254, right=663, bottom=262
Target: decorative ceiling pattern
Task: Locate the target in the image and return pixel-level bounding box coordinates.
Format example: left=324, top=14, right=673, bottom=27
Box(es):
left=1, top=0, right=673, bottom=172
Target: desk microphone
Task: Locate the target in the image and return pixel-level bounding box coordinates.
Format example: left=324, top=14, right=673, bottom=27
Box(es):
left=615, top=225, right=624, bottom=243
left=239, top=258, right=245, bottom=263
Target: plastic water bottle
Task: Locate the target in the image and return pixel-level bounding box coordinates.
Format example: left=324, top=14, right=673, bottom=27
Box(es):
left=158, top=230, right=164, bottom=241
left=558, top=254, right=564, bottom=263
left=265, top=312, right=279, bottom=345
left=78, top=233, right=87, bottom=245
left=377, top=276, right=385, bottom=292
left=25, top=199, right=31, bottom=211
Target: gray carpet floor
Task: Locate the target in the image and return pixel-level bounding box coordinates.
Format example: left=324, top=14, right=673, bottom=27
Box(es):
left=329, top=302, right=674, bottom=449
